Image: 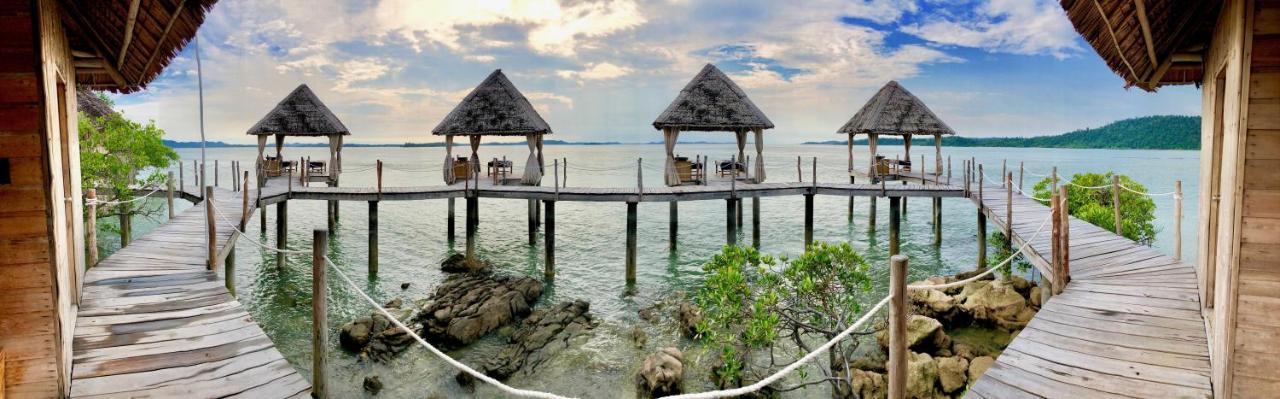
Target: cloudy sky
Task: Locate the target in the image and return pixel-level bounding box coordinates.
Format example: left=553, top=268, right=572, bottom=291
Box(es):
left=113, top=0, right=1201, bottom=144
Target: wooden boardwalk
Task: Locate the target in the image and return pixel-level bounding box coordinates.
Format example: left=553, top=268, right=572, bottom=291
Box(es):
left=69, top=187, right=310, bottom=398
left=966, top=181, right=1212, bottom=398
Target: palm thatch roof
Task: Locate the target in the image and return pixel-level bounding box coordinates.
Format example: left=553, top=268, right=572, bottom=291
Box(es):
left=432, top=70, right=552, bottom=136
left=61, top=0, right=219, bottom=94
left=1059, top=0, right=1218, bottom=91
left=77, top=88, right=115, bottom=119
left=652, top=64, right=774, bottom=131
left=838, top=81, right=955, bottom=137
left=247, top=84, right=350, bottom=136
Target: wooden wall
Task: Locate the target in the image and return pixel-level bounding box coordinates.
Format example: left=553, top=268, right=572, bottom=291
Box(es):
left=0, top=0, right=81, bottom=396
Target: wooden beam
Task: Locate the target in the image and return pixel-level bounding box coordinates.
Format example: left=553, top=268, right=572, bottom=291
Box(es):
left=141, top=0, right=189, bottom=83
left=1133, top=0, right=1158, bottom=68
left=1093, top=0, right=1141, bottom=83
left=60, top=1, right=131, bottom=87
left=118, top=0, right=141, bottom=70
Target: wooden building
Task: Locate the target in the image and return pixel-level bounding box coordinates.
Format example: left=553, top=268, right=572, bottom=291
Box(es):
left=653, top=63, right=774, bottom=186
left=432, top=69, right=551, bottom=186
left=1062, top=0, right=1277, bottom=396
left=0, top=0, right=213, bottom=396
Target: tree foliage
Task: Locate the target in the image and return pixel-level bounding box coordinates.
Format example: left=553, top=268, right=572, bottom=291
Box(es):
left=810, top=115, right=1200, bottom=150
left=1032, top=172, right=1157, bottom=245
left=693, top=242, right=875, bottom=393
left=79, top=96, right=177, bottom=245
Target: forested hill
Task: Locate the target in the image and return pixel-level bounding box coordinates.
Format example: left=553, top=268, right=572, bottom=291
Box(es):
left=807, top=115, right=1200, bottom=150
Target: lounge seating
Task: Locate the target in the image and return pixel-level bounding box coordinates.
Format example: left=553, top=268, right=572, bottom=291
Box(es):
left=717, top=160, right=746, bottom=177
left=487, top=159, right=513, bottom=177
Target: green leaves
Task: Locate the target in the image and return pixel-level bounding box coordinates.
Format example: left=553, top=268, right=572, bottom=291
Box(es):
left=1032, top=172, right=1158, bottom=245
left=79, top=111, right=177, bottom=215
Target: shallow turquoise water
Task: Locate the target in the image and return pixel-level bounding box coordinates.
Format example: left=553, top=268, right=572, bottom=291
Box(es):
left=99, top=144, right=1198, bottom=398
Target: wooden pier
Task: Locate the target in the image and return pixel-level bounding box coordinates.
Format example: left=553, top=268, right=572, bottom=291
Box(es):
left=68, top=186, right=310, bottom=398
left=966, top=180, right=1211, bottom=398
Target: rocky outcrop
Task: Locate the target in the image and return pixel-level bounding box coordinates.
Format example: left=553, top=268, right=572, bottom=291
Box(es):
left=835, top=368, right=887, bottom=399
left=877, top=315, right=952, bottom=354
left=907, top=352, right=943, bottom=399
left=967, top=356, right=995, bottom=383
left=958, top=279, right=1029, bottom=331
left=440, top=253, right=490, bottom=273
left=636, top=347, right=685, bottom=397
left=675, top=301, right=702, bottom=339
left=339, top=301, right=416, bottom=362
left=363, top=376, right=384, bottom=395
left=414, top=273, right=543, bottom=347
left=936, top=356, right=969, bottom=394
left=478, top=300, right=595, bottom=380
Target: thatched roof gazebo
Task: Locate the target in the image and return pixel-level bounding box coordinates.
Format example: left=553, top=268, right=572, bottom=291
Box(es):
left=838, top=81, right=954, bottom=181
left=77, top=88, right=115, bottom=119
left=432, top=69, right=551, bottom=185
left=653, top=63, right=774, bottom=186
left=247, top=84, right=350, bottom=183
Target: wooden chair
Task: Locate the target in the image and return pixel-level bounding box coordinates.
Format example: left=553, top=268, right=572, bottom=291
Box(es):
left=452, top=157, right=471, bottom=180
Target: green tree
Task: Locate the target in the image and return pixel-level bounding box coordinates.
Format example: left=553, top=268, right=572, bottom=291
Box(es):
left=79, top=97, right=177, bottom=249
left=1032, top=172, right=1157, bottom=244
left=693, top=242, right=875, bottom=393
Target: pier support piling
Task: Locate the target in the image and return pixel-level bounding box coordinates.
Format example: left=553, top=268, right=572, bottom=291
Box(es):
left=888, top=254, right=908, bottom=399
left=669, top=202, right=678, bottom=250
left=726, top=199, right=738, bottom=246
left=977, top=208, right=987, bottom=270
left=804, top=193, right=815, bottom=248
left=544, top=200, right=556, bottom=279
left=226, top=247, right=235, bottom=297
left=369, top=201, right=378, bottom=275
left=167, top=172, right=175, bottom=219
left=311, top=229, right=329, bottom=399
left=869, top=196, right=877, bottom=230
left=932, top=197, right=942, bottom=246
left=626, top=202, right=638, bottom=285
left=447, top=198, right=456, bottom=243
left=466, top=196, right=478, bottom=260
left=752, top=196, right=760, bottom=249
left=528, top=199, right=537, bottom=246
left=889, top=196, right=901, bottom=256
left=276, top=202, right=287, bottom=269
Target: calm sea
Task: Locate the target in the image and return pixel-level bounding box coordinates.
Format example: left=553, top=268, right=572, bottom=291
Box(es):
left=102, top=144, right=1199, bottom=398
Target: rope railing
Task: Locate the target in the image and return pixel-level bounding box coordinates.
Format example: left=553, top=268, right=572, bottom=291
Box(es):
left=85, top=185, right=164, bottom=207
left=1117, top=182, right=1179, bottom=197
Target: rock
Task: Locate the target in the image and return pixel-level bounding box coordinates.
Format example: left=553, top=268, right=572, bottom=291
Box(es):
left=959, top=280, right=1027, bottom=327
left=440, top=253, right=490, bottom=273
left=936, top=356, right=969, bottom=393
left=675, top=302, right=702, bottom=339
left=385, top=298, right=403, bottom=309
left=1006, top=276, right=1033, bottom=296
left=401, top=282, right=411, bottom=290
left=339, top=317, right=374, bottom=352
left=629, top=326, right=648, bottom=348
left=1029, top=286, right=1042, bottom=308
left=952, top=343, right=978, bottom=361
left=414, top=273, right=544, bottom=346
left=636, top=347, right=684, bottom=397
left=877, top=315, right=950, bottom=353
left=910, top=288, right=956, bottom=319
left=968, top=356, right=995, bottom=383
left=477, top=300, right=595, bottom=380
left=638, top=306, right=660, bottom=324
left=836, top=368, right=886, bottom=399
left=907, top=351, right=942, bottom=399
left=363, top=376, right=383, bottom=395
left=997, top=307, right=1038, bottom=331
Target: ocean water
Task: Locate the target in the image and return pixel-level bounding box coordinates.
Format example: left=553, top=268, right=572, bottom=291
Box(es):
left=106, top=144, right=1199, bottom=398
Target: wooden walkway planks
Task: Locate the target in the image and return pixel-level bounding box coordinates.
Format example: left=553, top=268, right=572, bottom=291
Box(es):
left=69, top=187, right=310, bottom=398
left=967, top=181, right=1211, bottom=398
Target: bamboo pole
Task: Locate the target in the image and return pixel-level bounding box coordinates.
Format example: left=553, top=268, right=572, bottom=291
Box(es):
left=1112, top=174, right=1123, bottom=236
left=1174, top=180, right=1183, bottom=261
left=167, top=172, right=175, bottom=219
left=888, top=254, right=908, bottom=399
left=311, top=229, right=329, bottom=399
left=626, top=201, right=638, bottom=285
left=87, top=189, right=98, bottom=267
left=205, top=186, right=216, bottom=271
left=889, top=196, right=901, bottom=256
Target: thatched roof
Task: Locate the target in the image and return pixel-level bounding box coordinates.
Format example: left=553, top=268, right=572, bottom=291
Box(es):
left=247, top=84, right=350, bottom=136
left=61, top=0, right=218, bottom=94
left=1060, top=0, right=1219, bottom=91
left=432, top=70, right=552, bottom=136
left=652, top=64, right=774, bottom=131
left=77, top=88, right=115, bottom=119
left=838, top=81, right=954, bottom=137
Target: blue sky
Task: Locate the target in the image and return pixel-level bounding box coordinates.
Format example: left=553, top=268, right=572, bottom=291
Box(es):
left=113, top=0, right=1201, bottom=144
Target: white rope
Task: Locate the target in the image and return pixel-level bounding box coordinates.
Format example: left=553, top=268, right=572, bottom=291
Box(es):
left=322, top=255, right=576, bottom=399
left=1117, top=183, right=1176, bottom=197
left=908, top=210, right=1054, bottom=291
left=207, top=197, right=311, bottom=255
left=660, top=295, right=892, bottom=399
left=87, top=186, right=164, bottom=206
left=1066, top=181, right=1110, bottom=190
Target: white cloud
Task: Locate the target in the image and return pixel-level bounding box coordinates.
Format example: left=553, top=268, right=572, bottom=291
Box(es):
left=556, top=62, right=633, bottom=82
left=901, top=0, right=1081, bottom=59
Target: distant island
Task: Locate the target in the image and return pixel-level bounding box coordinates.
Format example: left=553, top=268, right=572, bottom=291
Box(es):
left=804, top=115, right=1200, bottom=150
left=163, top=139, right=621, bottom=148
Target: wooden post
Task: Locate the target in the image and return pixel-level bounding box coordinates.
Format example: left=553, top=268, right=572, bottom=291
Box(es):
left=327, top=191, right=336, bottom=235
left=179, top=163, right=184, bottom=194
left=1060, top=186, right=1070, bottom=287
left=869, top=196, right=877, bottom=230
left=205, top=186, right=216, bottom=271
left=848, top=176, right=856, bottom=223
left=447, top=198, right=456, bottom=243
left=231, top=161, right=237, bottom=192
left=947, top=156, right=952, bottom=186
left=796, top=155, right=802, bottom=182
left=1174, top=180, right=1183, bottom=261
left=1001, top=159, right=1006, bottom=188
left=87, top=189, right=98, bottom=267
left=1051, top=190, right=1063, bottom=295
left=726, top=198, right=737, bottom=246
left=276, top=202, right=287, bottom=269
left=167, top=172, right=175, bottom=219
left=752, top=196, right=760, bottom=249
left=369, top=201, right=379, bottom=275
left=260, top=205, right=267, bottom=234
left=804, top=193, right=814, bottom=248
left=889, top=196, right=900, bottom=256
left=888, top=254, right=908, bottom=399
left=669, top=202, right=678, bottom=250
left=466, top=196, right=478, bottom=260
left=637, top=158, right=644, bottom=201
left=226, top=247, right=236, bottom=297
left=311, top=229, right=329, bottom=399
left=1111, top=174, right=1123, bottom=236
left=528, top=199, right=538, bottom=246
left=376, top=160, right=383, bottom=200
left=241, top=172, right=249, bottom=231
left=1006, top=172, right=1013, bottom=253
left=544, top=200, right=556, bottom=279
left=215, top=160, right=219, bottom=188
left=932, top=197, right=941, bottom=246
left=626, top=202, right=638, bottom=285
left=1019, top=161, right=1025, bottom=191
left=1051, top=166, right=1058, bottom=195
